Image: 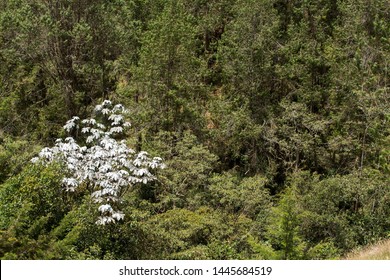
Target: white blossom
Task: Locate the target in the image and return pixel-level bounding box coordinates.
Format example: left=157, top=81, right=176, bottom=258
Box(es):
left=62, top=177, right=79, bottom=192
left=81, top=127, right=90, bottom=134
left=101, top=108, right=110, bottom=115
left=96, top=123, right=106, bottom=130
left=112, top=212, right=125, bottom=221
left=39, top=147, right=53, bottom=160
left=113, top=104, right=124, bottom=112
left=63, top=116, right=80, bottom=132
left=94, top=105, right=103, bottom=112
left=86, top=135, right=95, bottom=144
left=109, top=126, right=123, bottom=134
left=31, top=100, right=165, bottom=225
left=82, top=118, right=97, bottom=126
left=96, top=216, right=115, bottom=225
left=108, top=114, right=123, bottom=123
left=102, top=100, right=112, bottom=106
left=98, top=204, right=113, bottom=213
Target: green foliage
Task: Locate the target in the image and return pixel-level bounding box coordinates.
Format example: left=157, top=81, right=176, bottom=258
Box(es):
left=126, top=0, right=208, bottom=135
left=306, top=240, right=340, bottom=260
left=145, top=208, right=216, bottom=258
left=0, top=0, right=142, bottom=141
left=143, top=207, right=276, bottom=260
left=142, top=131, right=218, bottom=209
left=267, top=187, right=306, bottom=259
left=209, top=173, right=271, bottom=224
left=298, top=169, right=390, bottom=251
left=0, top=163, right=70, bottom=258
left=0, top=137, right=39, bottom=183
left=0, top=0, right=389, bottom=259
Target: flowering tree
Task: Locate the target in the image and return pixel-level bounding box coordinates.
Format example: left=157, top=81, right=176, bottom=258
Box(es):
left=32, top=100, right=165, bottom=225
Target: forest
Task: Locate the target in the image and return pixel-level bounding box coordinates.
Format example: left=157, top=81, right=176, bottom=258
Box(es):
left=0, top=0, right=389, bottom=260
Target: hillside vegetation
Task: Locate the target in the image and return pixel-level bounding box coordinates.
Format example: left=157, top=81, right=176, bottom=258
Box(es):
left=0, top=0, right=389, bottom=260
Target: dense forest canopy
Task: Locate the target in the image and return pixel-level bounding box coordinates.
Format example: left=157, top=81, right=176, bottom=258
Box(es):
left=0, top=0, right=389, bottom=259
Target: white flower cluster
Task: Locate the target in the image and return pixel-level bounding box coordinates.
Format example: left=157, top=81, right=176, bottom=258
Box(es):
left=31, top=100, right=165, bottom=225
